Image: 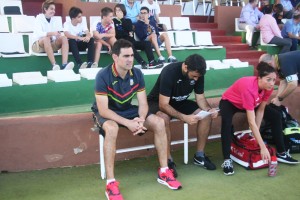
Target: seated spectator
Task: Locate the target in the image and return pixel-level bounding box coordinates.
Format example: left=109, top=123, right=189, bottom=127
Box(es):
left=93, top=7, right=117, bottom=62
left=238, top=0, right=264, bottom=47
left=260, top=0, right=270, bottom=13
left=32, top=0, right=74, bottom=70
left=220, top=62, right=299, bottom=176
left=273, top=4, right=285, bottom=29
left=135, top=7, right=177, bottom=64
left=280, top=0, right=294, bottom=18
left=141, top=0, right=167, bottom=31
left=147, top=54, right=219, bottom=178
left=113, top=4, right=163, bottom=69
left=281, top=11, right=300, bottom=51
left=121, top=0, right=140, bottom=24
left=296, top=2, right=300, bottom=11
left=64, top=7, right=98, bottom=69
left=259, top=5, right=292, bottom=53
left=91, top=39, right=182, bottom=199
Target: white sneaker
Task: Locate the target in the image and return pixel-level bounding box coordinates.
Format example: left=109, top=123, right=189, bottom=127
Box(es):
left=91, top=62, right=98, bottom=68
left=79, top=62, right=88, bottom=69
left=63, top=62, right=74, bottom=70
left=52, top=64, right=60, bottom=71
left=158, top=56, right=165, bottom=62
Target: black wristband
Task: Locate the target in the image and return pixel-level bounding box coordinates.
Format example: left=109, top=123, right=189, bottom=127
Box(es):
left=277, top=96, right=284, bottom=101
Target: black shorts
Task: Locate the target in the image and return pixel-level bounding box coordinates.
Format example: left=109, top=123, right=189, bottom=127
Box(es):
left=148, top=100, right=199, bottom=115
left=93, top=105, right=151, bottom=127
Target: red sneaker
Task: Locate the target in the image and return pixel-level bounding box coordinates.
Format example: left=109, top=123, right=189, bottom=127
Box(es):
left=157, top=168, right=182, bottom=190
left=105, top=181, right=124, bottom=200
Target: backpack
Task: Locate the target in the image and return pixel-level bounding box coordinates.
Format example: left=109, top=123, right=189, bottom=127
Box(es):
left=230, top=130, right=277, bottom=169
left=260, top=104, right=300, bottom=153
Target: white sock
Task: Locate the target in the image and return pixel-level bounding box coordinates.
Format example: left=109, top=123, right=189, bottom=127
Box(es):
left=160, top=167, right=168, bottom=173
left=106, top=178, right=116, bottom=185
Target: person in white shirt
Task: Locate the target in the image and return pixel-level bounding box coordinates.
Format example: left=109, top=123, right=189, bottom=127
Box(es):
left=141, top=0, right=166, bottom=31
left=239, top=0, right=264, bottom=47
left=32, top=0, right=74, bottom=70
left=64, top=7, right=98, bottom=69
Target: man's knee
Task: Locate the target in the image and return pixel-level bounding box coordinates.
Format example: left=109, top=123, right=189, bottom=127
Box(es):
left=147, top=114, right=165, bottom=132
left=156, top=111, right=171, bottom=126
left=103, top=121, right=119, bottom=140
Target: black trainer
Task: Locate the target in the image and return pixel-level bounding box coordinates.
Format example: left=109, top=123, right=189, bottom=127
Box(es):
left=148, top=60, right=164, bottom=69
left=221, top=159, right=234, bottom=176
left=276, top=151, right=299, bottom=164
left=193, top=154, right=216, bottom=170
left=168, top=159, right=178, bottom=178
left=140, top=61, right=148, bottom=69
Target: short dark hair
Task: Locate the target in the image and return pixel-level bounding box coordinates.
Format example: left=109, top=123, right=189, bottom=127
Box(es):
left=256, top=62, right=276, bottom=78
left=42, top=0, right=55, bottom=14
left=293, top=11, right=300, bottom=20
left=264, top=5, right=273, bottom=14
left=114, top=4, right=126, bottom=16
left=69, top=7, right=82, bottom=19
left=101, top=7, right=113, bottom=18
left=273, top=3, right=283, bottom=13
left=112, top=39, right=133, bottom=56
left=184, top=54, right=206, bottom=76
left=140, top=6, right=149, bottom=13
left=249, top=0, right=256, bottom=4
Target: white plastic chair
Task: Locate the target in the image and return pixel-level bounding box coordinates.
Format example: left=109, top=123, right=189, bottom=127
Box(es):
left=235, top=18, right=244, bottom=32
left=13, top=72, right=47, bottom=85
left=172, top=17, right=191, bottom=30
left=159, top=17, right=172, bottom=30
left=0, top=74, right=13, bottom=87
left=0, top=16, right=10, bottom=33
left=0, top=33, right=29, bottom=57
left=11, top=15, right=35, bottom=33
left=0, top=0, right=23, bottom=15
left=260, top=33, right=277, bottom=46
left=90, top=16, right=102, bottom=33
left=160, top=31, right=185, bottom=50
left=174, top=31, right=202, bottom=49
left=195, top=31, right=223, bottom=48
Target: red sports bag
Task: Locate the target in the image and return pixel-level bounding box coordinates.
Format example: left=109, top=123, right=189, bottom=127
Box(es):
left=230, top=130, right=277, bottom=169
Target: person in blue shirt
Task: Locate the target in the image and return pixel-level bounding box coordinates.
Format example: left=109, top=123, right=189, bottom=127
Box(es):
left=281, top=11, right=300, bottom=51
left=135, top=7, right=177, bottom=64
left=121, top=0, right=141, bottom=24
left=280, top=0, right=294, bottom=18
left=239, top=0, right=264, bottom=47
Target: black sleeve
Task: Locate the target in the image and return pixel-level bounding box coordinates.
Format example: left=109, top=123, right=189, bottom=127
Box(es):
left=159, top=68, right=174, bottom=97
left=122, top=18, right=133, bottom=32
left=194, top=76, right=204, bottom=94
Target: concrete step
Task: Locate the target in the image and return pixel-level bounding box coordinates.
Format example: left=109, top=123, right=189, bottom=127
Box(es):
left=227, top=50, right=265, bottom=60
left=212, top=36, right=242, bottom=43
left=193, top=29, right=226, bottom=36
left=215, top=42, right=249, bottom=51
left=190, top=22, right=218, bottom=29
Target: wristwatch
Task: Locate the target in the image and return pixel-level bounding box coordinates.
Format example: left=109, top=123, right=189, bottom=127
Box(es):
left=277, top=96, right=284, bottom=101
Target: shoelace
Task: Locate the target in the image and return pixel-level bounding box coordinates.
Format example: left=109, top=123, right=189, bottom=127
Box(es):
left=107, top=182, right=120, bottom=195
left=222, top=160, right=233, bottom=168
left=164, top=169, right=175, bottom=181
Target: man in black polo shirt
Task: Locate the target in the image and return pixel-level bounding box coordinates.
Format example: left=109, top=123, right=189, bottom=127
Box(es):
left=259, top=51, right=300, bottom=106
left=91, top=39, right=182, bottom=200
left=147, top=54, right=219, bottom=177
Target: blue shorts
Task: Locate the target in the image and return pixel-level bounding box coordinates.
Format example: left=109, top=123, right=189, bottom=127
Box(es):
left=146, top=35, right=163, bottom=47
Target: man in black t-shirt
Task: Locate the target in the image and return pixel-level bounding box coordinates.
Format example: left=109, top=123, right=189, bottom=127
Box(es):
left=147, top=54, right=219, bottom=177
left=259, top=51, right=300, bottom=106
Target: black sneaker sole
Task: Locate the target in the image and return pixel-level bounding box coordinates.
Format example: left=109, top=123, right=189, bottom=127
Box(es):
left=277, top=157, right=300, bottom=164
left=224, top=171, right=235, bottom=176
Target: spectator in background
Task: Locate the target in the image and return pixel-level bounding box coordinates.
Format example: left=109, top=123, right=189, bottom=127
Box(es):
left=280, top=0, right=294, bottom=18
left=273, top=4, right=285, bottom=29
left=141, top=0, right=166, bottom=31
left=239, top=0, right=264, bottom=47
left=281, top=11, right=300, bottom=51
left=113, top=4, right=163, bottom=69
left=135, top=7, right=177, bottom=64
left=260, top=5, right=292, bottom=53
left=93, top=7, right=117, bottom=63
left=32, top=0, right=74, bottom=71
left=121, top=0, right=141, bottom=24
left=296, top=2, right=300, bottom=11
left=64, top=7, right=98, bottom=69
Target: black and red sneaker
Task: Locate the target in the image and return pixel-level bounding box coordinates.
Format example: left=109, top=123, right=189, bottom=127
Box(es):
left=105, top=181, right=124, bottom=200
